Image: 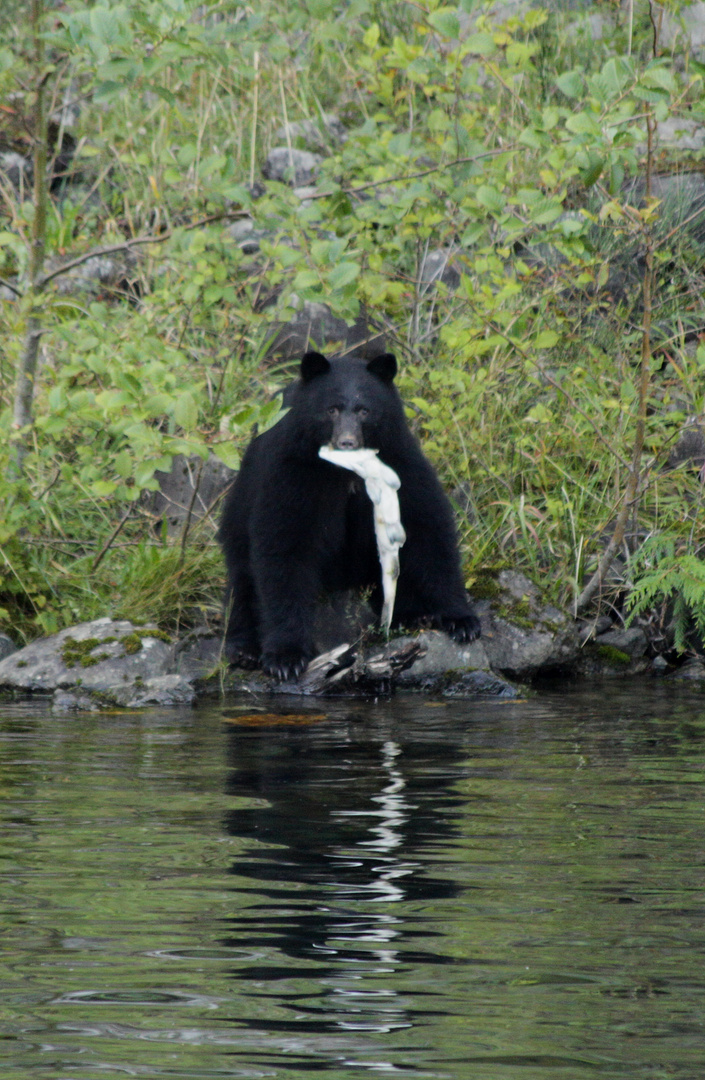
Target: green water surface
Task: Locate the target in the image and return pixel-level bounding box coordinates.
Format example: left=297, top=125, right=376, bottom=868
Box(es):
left=1, top=685, right=703, bottom=1079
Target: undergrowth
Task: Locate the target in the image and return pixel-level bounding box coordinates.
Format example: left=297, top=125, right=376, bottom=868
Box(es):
left=1, top=0, right=704, bottom=647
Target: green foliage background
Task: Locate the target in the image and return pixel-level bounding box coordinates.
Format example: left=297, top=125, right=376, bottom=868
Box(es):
left=1, top=0, right=705, bottom=645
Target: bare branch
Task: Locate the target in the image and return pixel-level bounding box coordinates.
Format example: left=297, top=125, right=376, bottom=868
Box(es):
left=0, top=277, right=22, bottom=298
left=91, top=505, right=133, bottom=572
left=306, top=148, right=511, bottom=202
left=38, top=210, right=249, bottom=288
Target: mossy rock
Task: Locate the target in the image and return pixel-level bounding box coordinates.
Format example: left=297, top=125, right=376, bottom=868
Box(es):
left=595, top=643, right=631, bottom=666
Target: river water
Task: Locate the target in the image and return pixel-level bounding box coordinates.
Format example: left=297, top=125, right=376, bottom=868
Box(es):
left=1, top=684, right=704, bottom=1079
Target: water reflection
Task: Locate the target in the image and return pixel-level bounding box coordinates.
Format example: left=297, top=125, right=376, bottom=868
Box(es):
left=2, top=690, right=705, bottom=1079
left=222, top=712, right=471, bottom=1050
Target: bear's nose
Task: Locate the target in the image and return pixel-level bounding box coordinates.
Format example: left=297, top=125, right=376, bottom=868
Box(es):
left=336, top=434, right=359, bottom=450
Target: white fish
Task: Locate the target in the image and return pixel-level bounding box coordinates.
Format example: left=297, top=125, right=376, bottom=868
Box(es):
left=319, top=446, right=406, bottom=635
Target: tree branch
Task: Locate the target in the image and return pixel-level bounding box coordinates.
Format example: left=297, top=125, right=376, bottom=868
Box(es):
left=38, top=210, right=249, bottom=288
left=306, top=147, right=512, bottom=201
left=0, top=277, right=22, bottom=298
left=91, top=505, right=133, bottom=572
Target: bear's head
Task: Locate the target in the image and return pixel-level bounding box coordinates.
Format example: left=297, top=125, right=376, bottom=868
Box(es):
left=296, top=350, right=399, bottom=452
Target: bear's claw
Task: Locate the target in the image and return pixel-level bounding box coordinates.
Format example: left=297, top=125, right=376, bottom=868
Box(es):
left=261, top=650, right=312, bottom=682
left=439, top=613, right=482, bottom=643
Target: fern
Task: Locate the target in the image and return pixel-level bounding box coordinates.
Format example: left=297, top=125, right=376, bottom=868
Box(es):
left=626, top=537, right=705, bottom=652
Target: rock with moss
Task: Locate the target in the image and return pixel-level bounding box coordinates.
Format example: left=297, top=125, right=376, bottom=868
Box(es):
left=477, top=570, right=580, bottom=680
left=0, top=618, right=174, bottom=694
left=574, top=626, right=650, bottom=678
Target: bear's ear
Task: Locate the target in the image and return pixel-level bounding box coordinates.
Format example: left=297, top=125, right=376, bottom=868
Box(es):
left=300, top=351, right=330, bottom=382
left=367, top=353, right=397, bottom=383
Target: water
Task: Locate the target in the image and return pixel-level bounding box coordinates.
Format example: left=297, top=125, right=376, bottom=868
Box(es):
left=1, top=684, right=704, bottom=1079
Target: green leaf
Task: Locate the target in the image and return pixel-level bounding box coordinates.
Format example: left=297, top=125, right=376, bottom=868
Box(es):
left=518, top=125, right=543, bottom=149
left=428, top=108, right=451, bottom=133
left=578, top=151, right=604, bottom=188
left=461, top=222, right=487, bottom=245
left=93, top=80, right=126, bottom=102
left=293, top=269, right=321, bottom=290
left=428, top=8, right=460, bottom=39
left=328, top=261, right=360, bottom=289
left=533, top=330, right=558, bottom=349
left=307, top=0, right=337, bottom=16
left=620, top=379, right=636, bottom=403
left=271, top=245, right=301, bottom=270
left=640, top=65, right=676, bottom=92
left=114, top=451, right=133, bottom=478
left=134, top=461, right=157, bottom=488
left=213, top=442, right=241, bottom=470
left=531, top=202, right=563, bottom=226
left=476, top=185, right=505, bottom=213
left=565, top=112, right=600, bottom=136
left=173, top=392, right=199, bottom=430
left=462, top=31, right=496, bottom=56
left=600, top=56, right=633, bottom=94
left=144, top=393, right=176, bottom=416
left=229, top=405, right=257, bottom=427
left=203, top=284, right=224, bottom=305
left=96, top=389, right=132, bottom=411
left=0, top=47, right=15, bottom=73
left=632, top=87, right=669, bottom=104
left=362, top=22, right=379, bottom=48
left=91, top=480, right=118, bottom=497
left=151, top=85, right=175, bottom=105
left=526, top=403, right=552, bottom=423
left=556, top=70, right=584, bottom=99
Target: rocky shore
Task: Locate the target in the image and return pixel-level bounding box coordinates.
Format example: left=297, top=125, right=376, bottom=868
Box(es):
left=1, top=568, right=700, bottom=713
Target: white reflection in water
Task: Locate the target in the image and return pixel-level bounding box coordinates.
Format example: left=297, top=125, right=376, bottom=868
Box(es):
left=321, top=740, right=416, bottom=1043
left=331, top=740, right=415, bottom=904
left=332, top=741, right=409, bottom=850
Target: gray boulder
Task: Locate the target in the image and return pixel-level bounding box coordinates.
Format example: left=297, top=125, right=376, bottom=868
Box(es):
left=653, top=118, right=705, bottom=153
left=264, top=300, right=386, bottom=361
left=262, top=148, right=322, bottom=187
left=50, top=251, right=139, bottom=299
left=274, top=113, right=345, bottom=151
left=150, top=453, right=236, bottom=535
left=666, top=423, right=705, bottom=472
left=0, top=634, right=16, bottom=662
left=102, top=674, right=196, bottom=708
left=662, top=1, right=705, bottom=63
left=668, top=657, right=705, bottom=680
left=593, top=626, right=648, bottom=661
left=478, top=570, right=580, bottom=679
left=0, top=618, right=173, bottom=693
left=395, top=630, right=489, bottom=682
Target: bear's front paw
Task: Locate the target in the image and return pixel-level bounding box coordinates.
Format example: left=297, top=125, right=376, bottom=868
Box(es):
left=261, top=647, right=313, bottom=682
left=439, top=612, right=482, bottom=644
left=223, top=638, right=260, bottom=669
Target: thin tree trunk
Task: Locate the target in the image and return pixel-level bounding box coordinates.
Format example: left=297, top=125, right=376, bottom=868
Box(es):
left=10, top=0, right=48, bottom=477
left=575, top=109, right=656, bottom=614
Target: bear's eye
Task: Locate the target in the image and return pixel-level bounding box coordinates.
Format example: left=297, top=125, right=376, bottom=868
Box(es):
left=355, top=405, right=369, bottom=418
left=327, top=406, right=340, bottom=418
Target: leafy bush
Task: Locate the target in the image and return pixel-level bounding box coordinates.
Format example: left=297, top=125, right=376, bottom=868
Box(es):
left=1, top=0, right=705, bottom=643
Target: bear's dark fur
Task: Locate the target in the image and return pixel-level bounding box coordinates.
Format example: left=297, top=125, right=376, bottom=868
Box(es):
left=218, top=351, right=480, bottom=680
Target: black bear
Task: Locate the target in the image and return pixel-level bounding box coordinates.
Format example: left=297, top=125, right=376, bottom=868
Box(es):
left=218, top=350, right=480, bottom=679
